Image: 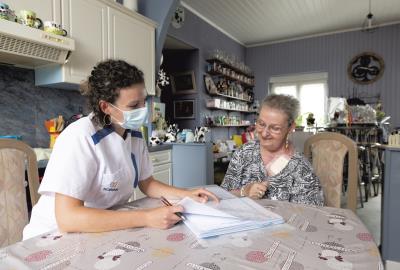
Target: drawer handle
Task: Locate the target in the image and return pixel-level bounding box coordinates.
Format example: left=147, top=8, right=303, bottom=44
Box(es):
left=152, top=157, right=159, bottom=162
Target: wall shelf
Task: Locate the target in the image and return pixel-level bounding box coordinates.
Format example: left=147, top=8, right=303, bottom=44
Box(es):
left=206, top=71, right=254, bottom=88
left=208, top=92, right=252, bottom=103
left=206, top=58, right=254, bottom=78
left=208, top=124, right=251, bottom=128
left=204, top=55, right=256, bottom=133
left=206, top=105, right=256, bottom=113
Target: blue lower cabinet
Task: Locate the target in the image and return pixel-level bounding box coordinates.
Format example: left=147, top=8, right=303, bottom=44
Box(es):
left=382, top=147, right=400, bottom=262
left=171, top=143, right=214, bottom=188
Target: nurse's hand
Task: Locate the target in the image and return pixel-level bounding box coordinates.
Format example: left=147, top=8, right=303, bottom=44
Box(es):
left=144, top=205, right=184, bottom=229
left=184, top=188, right=220, bottom=203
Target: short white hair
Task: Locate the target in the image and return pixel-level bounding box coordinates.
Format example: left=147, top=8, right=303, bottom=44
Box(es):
left=261, top=94, right=300, bottom=125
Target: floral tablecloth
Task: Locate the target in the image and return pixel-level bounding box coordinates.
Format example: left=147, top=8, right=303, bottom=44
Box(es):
left=0, top=197, right=383, bottom=270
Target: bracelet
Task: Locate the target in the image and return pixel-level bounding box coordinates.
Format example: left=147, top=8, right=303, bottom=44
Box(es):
left=240, top=185, right=246, bottom=197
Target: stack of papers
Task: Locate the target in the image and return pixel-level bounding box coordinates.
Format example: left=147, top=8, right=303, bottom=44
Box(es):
left=178, top=196, right=284, bottom=238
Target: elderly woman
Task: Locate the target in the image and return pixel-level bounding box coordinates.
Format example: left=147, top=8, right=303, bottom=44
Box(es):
left=221, top=94, right=324, bottom=206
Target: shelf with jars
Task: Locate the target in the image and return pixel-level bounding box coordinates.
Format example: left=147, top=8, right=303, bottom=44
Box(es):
left=205, top=74, right=254, bottom=102
left=206, top=64, right=254, bottom=88
left=204, top=115, right=252, bottom=128
left=206, top=98, right=256, bottom=113
left=208, top=92, right=251, bottom=103
left=203, top=49, right=257, bottom=130
left=206, top=49, right=254, bottom=78
left=206, top=50, right=254, bottom=88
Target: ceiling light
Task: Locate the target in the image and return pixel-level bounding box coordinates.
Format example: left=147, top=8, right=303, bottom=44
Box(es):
left=362, top=0, right=378, bottom=33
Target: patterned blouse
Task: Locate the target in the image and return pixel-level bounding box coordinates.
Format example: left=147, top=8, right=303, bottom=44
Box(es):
left=221, top=140, right=324, bottom=206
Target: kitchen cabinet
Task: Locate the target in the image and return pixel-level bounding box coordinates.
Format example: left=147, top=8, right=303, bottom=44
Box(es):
left=35, top=0, right=156, bottom=95
left=108, top=7, right=155, bottom=95
left=134, top=149, right=172, bottom=200
left=172, top=143, right=214, bottom=188
left=60, top=0, right=108, bottom=86
left=9, top=0, right=61, bottom=23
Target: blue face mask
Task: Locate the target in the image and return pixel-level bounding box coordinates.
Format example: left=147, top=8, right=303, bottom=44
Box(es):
left=109, top=103, right=148, bottom=130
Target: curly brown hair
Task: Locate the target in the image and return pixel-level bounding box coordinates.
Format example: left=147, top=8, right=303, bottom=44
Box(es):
left=80, top=59, right=145, bottom=127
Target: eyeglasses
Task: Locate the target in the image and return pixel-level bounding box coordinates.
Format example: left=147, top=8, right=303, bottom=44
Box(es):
left=255, top=119, right=285, bottom=135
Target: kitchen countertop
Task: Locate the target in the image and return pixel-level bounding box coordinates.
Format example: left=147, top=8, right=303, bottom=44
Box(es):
left=147, top=142, right=210, bottom=152
left=147, top=144, right=172, bottom=152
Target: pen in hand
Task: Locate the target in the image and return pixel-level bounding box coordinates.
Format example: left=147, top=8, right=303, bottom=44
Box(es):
left=160, top=196, right=186, bottom=221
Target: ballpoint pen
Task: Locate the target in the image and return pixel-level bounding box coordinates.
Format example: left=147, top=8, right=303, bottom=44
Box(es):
left=160, top=196, right=186, bottom=221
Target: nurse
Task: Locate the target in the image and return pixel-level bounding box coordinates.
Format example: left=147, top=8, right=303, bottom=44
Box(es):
left=23, top=60, right=218, bottom=240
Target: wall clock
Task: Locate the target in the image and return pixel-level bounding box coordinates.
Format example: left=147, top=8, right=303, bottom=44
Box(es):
left=171, top=6, right=185, bottom=29
left=347, top=52, right=384, bottom=85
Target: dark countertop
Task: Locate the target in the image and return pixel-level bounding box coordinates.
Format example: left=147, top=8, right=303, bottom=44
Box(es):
left=147, top=144, right=173, bottom=152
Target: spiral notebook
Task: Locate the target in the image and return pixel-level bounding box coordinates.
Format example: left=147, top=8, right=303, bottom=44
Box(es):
left=178, top=195, right=284, bottom=238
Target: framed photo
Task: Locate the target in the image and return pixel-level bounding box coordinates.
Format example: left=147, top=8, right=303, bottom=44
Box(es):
left=174, top=100, right=195, bottom=119
left=151, top=101, right=165, bottom=123
left=171, top=71, right=196, bottom=95
left=204, top=74, right=217, bottom=94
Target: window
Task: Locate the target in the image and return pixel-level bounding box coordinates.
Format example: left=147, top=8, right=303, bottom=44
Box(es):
left=269, top=73, right=328, bottom=126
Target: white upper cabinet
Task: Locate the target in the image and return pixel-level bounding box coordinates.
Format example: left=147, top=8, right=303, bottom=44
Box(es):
left=108, top=7, right=155, bottom=95
left=61, top=0, right=108, bottom=85
left=35, top=0, right=156, bottom=95
left=8, top=0, right=61, bottom=22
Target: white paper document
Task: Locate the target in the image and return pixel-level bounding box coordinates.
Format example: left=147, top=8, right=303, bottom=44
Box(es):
left=178, top=196, right=284, bottom=238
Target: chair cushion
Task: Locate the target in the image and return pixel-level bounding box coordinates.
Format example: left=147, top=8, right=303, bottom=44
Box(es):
left=0, top=149, right=29, bottom=248
left=311, top=140, right=348, bottom=208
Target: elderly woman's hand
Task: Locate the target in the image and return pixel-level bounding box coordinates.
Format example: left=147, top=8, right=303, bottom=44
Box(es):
left=243, top=182, right=269, bottom=200
left=184, top=188, right=220, bottom=203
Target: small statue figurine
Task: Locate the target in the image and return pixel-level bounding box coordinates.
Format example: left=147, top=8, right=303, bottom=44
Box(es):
left=194, top=126, right=210, bottom=143
left=150, top=136, right=162, bottom=146
left=164, top=124, right=180, bottom=143
left=306, top=113, right=316, bottom=127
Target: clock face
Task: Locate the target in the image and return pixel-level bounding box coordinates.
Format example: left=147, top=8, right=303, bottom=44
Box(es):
left=347, top=52, right=384, bottom=85
left=172, top=6, right=185, bottom=29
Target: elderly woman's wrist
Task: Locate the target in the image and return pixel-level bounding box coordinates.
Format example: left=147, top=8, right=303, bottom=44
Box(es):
left=240, top=186, right=246, bottom=197
left=240, top=184, right=250, bottom=197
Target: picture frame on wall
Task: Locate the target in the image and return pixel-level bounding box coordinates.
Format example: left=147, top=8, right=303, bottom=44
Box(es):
left=171, top=71, right=196, bottom=95
left=204, top=74, right=218, bottom=94
left=174, top=99, right=195, bottom=119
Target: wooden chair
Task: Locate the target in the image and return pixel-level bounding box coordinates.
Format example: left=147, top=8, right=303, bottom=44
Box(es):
left=304, top=132, right=358, bottom=212
left=0, top=139, right=40, bottom=247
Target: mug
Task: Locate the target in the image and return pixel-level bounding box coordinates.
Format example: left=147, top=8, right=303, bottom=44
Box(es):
left=43, top=20, right=67, bottom=36
left=185, top=130, right=194, bottom=143
left=0, top=2, right=10, bottom=20
left=19, top=10, right=42, bottom=29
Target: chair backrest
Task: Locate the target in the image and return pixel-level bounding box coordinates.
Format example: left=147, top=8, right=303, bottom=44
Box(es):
left=304, top=132, right=358, bottom=212
left=0, top=139, right=40, bottom=247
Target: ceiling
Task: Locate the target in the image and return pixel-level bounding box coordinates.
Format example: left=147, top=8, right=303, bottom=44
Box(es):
left=181, top=0, right=400, bottom=47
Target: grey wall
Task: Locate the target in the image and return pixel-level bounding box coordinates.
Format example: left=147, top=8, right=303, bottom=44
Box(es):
left=246, top=24, right=400, bottom=128
left=0, top=65, right=86, bottom=148
left=137, top=0, right=178, bottom=69
left=166, top=7, right=247, bottom=141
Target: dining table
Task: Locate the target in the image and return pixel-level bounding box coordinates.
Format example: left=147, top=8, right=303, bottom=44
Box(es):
left=0, top=187, right=383, bottom=270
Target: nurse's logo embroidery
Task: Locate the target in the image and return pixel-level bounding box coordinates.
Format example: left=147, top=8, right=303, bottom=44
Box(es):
left=103, top=180, right=119, bottom=192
